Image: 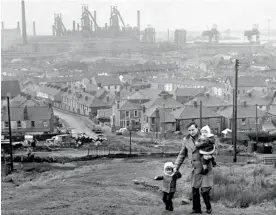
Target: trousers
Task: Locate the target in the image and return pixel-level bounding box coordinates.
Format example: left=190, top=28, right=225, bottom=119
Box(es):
left=162, top=192, right=174, bottom=209
left=192, top=187, right=212, bottom=211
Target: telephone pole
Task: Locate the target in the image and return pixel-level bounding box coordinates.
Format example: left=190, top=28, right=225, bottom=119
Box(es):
left=233, top=59, right=239, bottom=163
left=255, top=104, right=258, bottom=144
left=199, top=100, right=203, bottom=128
left=7, top=96, right=14, bottom=171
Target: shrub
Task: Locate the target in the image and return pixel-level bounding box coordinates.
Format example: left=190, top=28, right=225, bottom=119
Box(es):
left=212, top=165, right=276, bottom=208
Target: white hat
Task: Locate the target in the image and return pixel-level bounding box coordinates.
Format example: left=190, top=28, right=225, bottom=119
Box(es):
left=164, top=162, right=175, bottom=176
left=201, top=125, right=214, bottom=137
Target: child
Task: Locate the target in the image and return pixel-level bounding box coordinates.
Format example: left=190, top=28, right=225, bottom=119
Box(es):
left=195, top=125, right=217, bottom=175
left=154, top=162, right=182, bottom=211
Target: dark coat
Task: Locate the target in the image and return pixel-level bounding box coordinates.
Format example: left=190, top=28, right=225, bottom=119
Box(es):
left=175, top=134, right=214, bottom=188
left=155, top=171, right=182, bottom=193
left=196, top=136, right=216, bottom=153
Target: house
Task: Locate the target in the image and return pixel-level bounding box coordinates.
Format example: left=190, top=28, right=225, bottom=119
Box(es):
left=224, top=76, right=269, bottom=97
left=92, top=75, right=122, bottom=96
left=112, top=100, right=142, bottom=129
left=36, top=85, right=63, bottom=108
left=174, top=88, right=206, bottom=104
left=141, top=106, right=176, bottom=133
left=144, top=91, right=183, bottom=111
left=149, top=78, right=217, bottom=92
left=1, top=80, right=21, bottom=100
left=217, top=101, right=276, bottom=132
left=238, top=89, right=272, bottom=109
left=84, top=82, right=98, bottom=95
left=185, top=92, right=231, bottom=111
left=125, top=90, right=151, bottom=104
left=171, top=104, right=223, bottom=135
left=10, top=93, right=42, bottom=107
left=1, top=105, right=54, bottom=135
left=60, top=89, right=108, bottom=117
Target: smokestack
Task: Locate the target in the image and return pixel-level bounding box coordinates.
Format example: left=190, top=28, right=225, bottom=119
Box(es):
left=77, top=23, right=80, bottom=31
left=1, top=22, right=4, bottom=30
left=17, top=21, right=20, bottom=32
left=137, top=10, right=140, bottom=30
left=33, top=21, right=36, bottom=36
left=94, top=11, right=97, bottom=23
left=21, top=0, right=27, bottom=44
left=73, top=21, right=76, bottom=31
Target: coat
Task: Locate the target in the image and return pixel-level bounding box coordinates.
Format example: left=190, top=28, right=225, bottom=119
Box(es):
left=175, top=135, right=214, bottom=188
left=155, top=171, right=182, bottom=193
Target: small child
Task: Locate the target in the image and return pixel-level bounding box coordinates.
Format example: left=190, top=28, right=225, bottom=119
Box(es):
left=154, top=162, right=182, bottom=211
left=195, top=125, right=217, bottom=175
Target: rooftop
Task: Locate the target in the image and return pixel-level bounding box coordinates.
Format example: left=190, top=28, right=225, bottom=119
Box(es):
left=94, top=75, right=121, bottom=86
left=171, top=106, right=220, bottom=120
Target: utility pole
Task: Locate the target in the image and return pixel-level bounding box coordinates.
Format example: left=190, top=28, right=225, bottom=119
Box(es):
left=233, top=59, right=239, bottom=163
left=7, top=96, right=14, bottom=172
left=255, top=104, right=258, bottom=144
left=199, top=100, right=203, bottom=128
left=129, top=128, right=132, bottom=155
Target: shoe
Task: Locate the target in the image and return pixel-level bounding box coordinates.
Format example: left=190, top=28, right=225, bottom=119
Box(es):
left=202, top=168, right=208, bottom=175
left=206, top=208, right=212, bottom=214
left=190, top=210, right=202, bottom=214
left=168, top=206, right=174, bottom=211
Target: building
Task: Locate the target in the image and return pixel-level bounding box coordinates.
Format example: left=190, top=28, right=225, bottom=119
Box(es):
left=141, top=107, right=176, bottom=133
left=218, top=101, right=276, bottom=132
left=60, top=89, right=108, bottom=117
left=92, top=75, right=122, bottom=96
left=144, top=91, right=183, bottom=111
left=224, top=75, right=269, bottom=97
left=174, top=88, right=206, bottom=104
left=10, top=93, right=42, bottom=107
left=112, top=100, right=142, bottom=129
left=171, top=104, right=223, bottom=135
left=1, top=105, right=54, bottom=135
left=36, top=85, right=63, bottom=108
left=1, top=80, right=21, bottom=100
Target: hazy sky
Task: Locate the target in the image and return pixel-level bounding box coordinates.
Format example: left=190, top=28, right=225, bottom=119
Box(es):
left=1, top=0, right=276, bottom=35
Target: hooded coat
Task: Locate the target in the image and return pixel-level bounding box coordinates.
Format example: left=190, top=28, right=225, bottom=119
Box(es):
left=155, top=162, right=182, bottom=193
left=175, top=133, right=214, bottom=188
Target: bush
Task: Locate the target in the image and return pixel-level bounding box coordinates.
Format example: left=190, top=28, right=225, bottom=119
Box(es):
left=212, top=165, right=276, bottom=208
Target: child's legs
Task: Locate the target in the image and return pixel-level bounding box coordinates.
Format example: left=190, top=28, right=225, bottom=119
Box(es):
left=201, top=155, right=210, bottom=169
left=162, top=192, right=169, bottom=204
left=167, top=192, right=175, bottom=208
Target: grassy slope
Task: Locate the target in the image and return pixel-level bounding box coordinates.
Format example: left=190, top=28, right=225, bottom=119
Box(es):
left=2, top=158, right=276, bottom=215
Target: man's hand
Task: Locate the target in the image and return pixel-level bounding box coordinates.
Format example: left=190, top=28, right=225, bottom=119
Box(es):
left=154, top=176, right=158, bottom=180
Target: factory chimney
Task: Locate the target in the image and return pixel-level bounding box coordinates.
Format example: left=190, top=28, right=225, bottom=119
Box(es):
left=77, top=23, right=80, bottom=31
left=1, top=22, right=4, bottom=30
left=17, top=21, right=20, bottom=32
left=137, top=10, right=140, bottom=30
left=73, top=21, right=76, bottom=31
left=94, top=11, right=97, bottom=23
left=21, top=0, right=27, bottom=44
left=33, top=21, right=36, bottom=36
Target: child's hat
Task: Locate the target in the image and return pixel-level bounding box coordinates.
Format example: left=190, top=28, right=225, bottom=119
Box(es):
left=201, top=125, right=213, bottom=137
left=164, top=162, right=175, bottom=176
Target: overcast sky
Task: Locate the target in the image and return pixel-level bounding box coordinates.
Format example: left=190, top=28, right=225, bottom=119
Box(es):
left=1, top=0, right=276, bottom=35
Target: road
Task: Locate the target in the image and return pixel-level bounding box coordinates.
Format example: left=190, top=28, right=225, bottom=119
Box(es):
left=54, top=108, right=95, bottom=136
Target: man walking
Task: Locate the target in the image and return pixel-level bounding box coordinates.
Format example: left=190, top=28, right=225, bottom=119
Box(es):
left=174, top=122, right=213, bottom=214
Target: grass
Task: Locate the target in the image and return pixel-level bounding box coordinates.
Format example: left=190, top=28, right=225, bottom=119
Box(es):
left=211, top=164, right=276, bottom=208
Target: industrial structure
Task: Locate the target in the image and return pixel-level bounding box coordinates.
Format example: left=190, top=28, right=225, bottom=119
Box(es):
left=52, top=13, right=67, bottom=36
left=174, top=29, right=187, bottom=47
left=202, top=24, right=220, bottom=43
left=244, top=24, right=260, bottom=43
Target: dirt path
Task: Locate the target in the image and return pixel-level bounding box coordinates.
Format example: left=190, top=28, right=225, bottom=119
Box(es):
left=2, top=158, right=275, bottom=215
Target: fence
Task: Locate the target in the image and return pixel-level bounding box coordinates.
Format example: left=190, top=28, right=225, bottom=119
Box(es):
left=263, top=155, right=276, bottom=165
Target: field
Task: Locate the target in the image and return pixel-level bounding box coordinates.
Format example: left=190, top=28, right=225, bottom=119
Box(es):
left=1, top=157, right=276, bottom=215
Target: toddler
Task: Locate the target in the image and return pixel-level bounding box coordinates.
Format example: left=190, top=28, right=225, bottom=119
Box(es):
left=195, top=125, right=217, bottom=175
left=154, top=162, right=182, bottom=211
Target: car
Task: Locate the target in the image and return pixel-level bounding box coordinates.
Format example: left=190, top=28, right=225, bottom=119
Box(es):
left=95, top=134, right=107, bottom=142
left=116, top=128, right=128, bottom=135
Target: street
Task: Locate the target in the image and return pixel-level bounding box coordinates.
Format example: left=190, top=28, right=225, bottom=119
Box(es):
left=53, top=108, right=95, bottom=136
